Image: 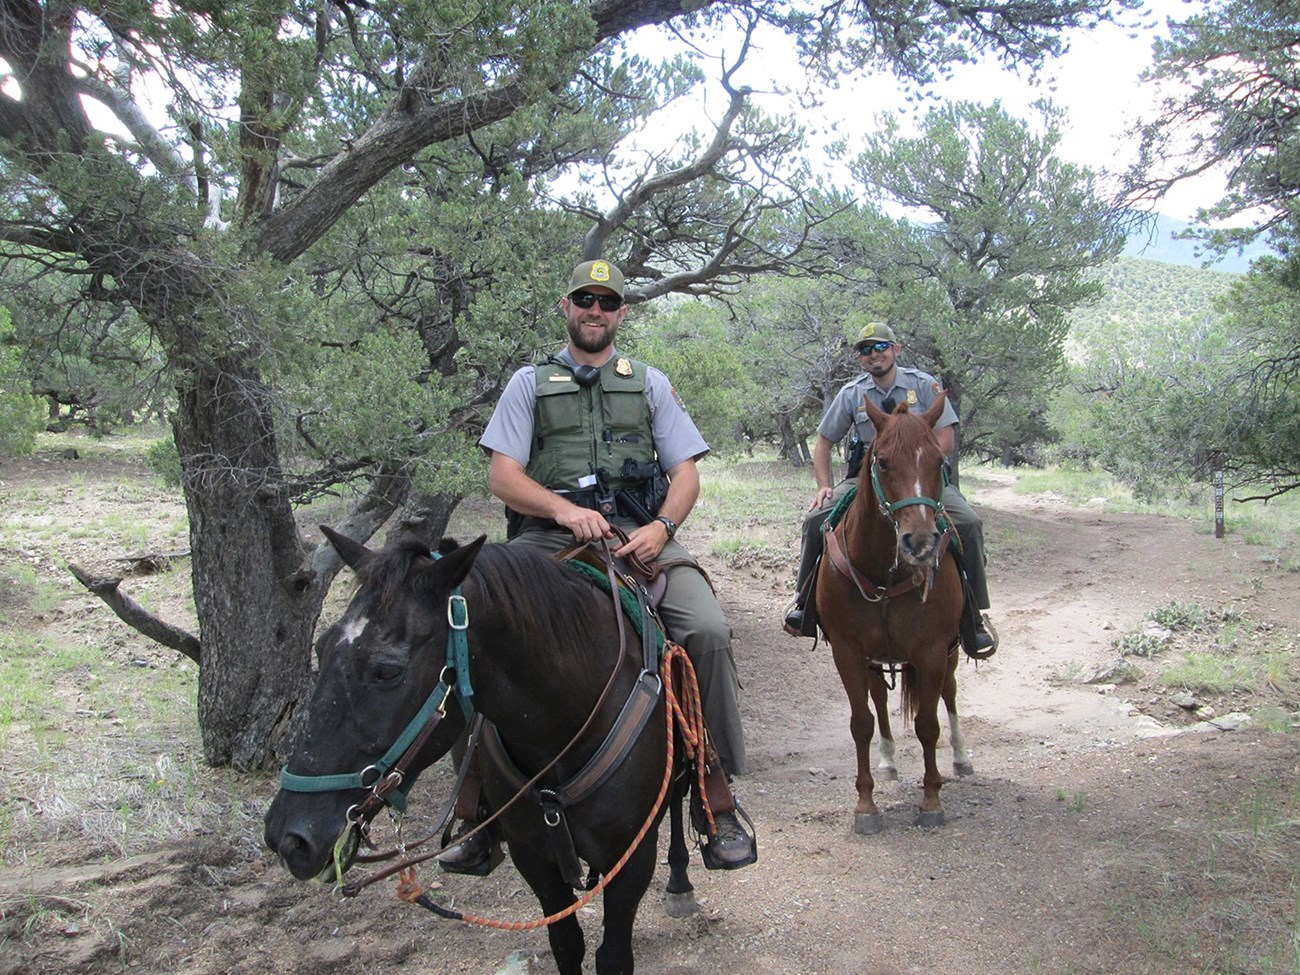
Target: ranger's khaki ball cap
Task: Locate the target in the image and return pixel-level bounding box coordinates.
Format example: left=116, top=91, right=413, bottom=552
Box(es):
left=566, top=259, right=625, bottom=297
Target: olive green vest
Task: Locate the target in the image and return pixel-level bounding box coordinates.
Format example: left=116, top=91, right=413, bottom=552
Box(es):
left=529, top=356, right=656, bottom=493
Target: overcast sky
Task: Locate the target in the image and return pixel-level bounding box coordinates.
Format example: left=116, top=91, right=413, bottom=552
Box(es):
left=632, top=0, right=1222, bottom=222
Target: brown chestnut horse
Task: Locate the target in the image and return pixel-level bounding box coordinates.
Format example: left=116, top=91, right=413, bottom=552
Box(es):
left=815, top=393, right=973, bottom=833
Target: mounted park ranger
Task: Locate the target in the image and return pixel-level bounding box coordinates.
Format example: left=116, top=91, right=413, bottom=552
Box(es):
left=783, top=318, right=998, bottom=658
left=438, top=258, right=756, bottom=873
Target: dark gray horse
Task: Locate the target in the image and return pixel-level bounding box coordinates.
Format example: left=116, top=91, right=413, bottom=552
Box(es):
left=264, top=531, right=698, bottom=975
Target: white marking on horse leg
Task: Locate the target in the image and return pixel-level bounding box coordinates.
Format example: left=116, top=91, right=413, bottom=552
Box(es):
left=340, top=616, right=368, bottom=645
left=877, top=736, right=897, bottom=775
left=948, top=709, right=972, bottom=769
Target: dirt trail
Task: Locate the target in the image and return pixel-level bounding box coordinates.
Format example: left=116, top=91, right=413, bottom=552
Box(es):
left=3, top=458, right=1297, bottom=975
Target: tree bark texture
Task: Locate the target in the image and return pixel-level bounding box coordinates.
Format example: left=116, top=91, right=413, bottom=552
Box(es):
left=170, top=358, right=322, bottom=768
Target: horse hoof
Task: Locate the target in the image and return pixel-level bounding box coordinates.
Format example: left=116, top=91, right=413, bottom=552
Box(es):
left=953, top=761, right=975, bottom=777
left=875, top=766, right=899, bottom=782
left=665, top=891, right=699, bottom=918
left=916, top=809, right=945, bottom=829
left=853, top=812, right=884, bottom=835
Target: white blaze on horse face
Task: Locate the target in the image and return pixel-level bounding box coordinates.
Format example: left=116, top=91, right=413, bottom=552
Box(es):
left=913, top=447, right=924, bottom=499
left=339, top=615, right=369, bottom=646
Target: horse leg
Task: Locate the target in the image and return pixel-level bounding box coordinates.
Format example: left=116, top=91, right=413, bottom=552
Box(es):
left=842, top=669, right=882, bottom=835
left=509, top=847, right=586, bottom=975
left=943, top=654, right=974, bottom=777
left=664, top=777, right=697, bottom=918
left=910, top=670, right=946, bottom=828
left=593, top=831, right=659, bottom=975
left=867, top=669, right=898, bottom=782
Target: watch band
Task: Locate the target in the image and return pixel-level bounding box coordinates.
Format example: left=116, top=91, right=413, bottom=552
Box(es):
left=656, top=515, right=677, bottom=539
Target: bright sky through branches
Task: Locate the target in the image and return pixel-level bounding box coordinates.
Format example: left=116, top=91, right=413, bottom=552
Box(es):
left=629, top=0, right=1221, bottom=223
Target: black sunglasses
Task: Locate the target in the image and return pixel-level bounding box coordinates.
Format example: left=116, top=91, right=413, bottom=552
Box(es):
left=570, top=290, right=624, bottom=312
left=856, top=341, right=893, bottom=354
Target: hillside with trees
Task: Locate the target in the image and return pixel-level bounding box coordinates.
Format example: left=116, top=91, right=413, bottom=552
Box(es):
left=1068, top=255, right=1238, bottom=350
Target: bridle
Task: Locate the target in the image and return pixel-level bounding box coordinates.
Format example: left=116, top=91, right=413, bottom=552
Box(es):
left=868, top=447, right=945, bottom=528
left=277, top=573, right=478, bottom=882
left=824, top=439, right=953, bottom=606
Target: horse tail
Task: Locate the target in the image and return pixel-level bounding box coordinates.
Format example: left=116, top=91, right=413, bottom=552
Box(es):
left=900, top=666, right=920, bottom=724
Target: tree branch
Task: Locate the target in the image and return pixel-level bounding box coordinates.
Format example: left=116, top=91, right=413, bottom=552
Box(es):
left=254, top=0, right=700, bottom=264
left=72, top=74, right=197, bottom=195
left=68, top=563, right=202, bottom=664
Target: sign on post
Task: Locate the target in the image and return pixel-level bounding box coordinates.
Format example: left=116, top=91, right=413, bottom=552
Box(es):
left=1213, top=453, right=1225, bottom=539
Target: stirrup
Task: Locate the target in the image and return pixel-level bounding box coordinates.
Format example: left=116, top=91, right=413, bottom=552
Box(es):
left=436, top=826, right=504, bottom=877
left=965, top=614, right=998, bottom=660
left=697, top=804, right=758, bottom=871
left=782, top=606, right=805, bottom=637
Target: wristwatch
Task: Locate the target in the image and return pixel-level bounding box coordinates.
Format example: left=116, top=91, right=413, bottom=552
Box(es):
left=656, top=515, right=678, bottom=539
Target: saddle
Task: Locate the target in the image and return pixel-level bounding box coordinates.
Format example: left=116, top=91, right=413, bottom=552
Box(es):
left=557, top=530, right=669, bottom=608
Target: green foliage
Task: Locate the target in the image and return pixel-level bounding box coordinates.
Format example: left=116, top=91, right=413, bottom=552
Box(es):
left=1120, top=0, right=1300, bottom=499
left=1116, top=602, right=1221, bottom=658
left=849, top=100, right=1128, bottom=466
left=146, top=438, right=183, bottom=488
left=1115, top=630, right=1170, bottom=659
left=1148, top=601, right=1208, bottom=632
left=1050, top=257, right=1243, bottom=496
left=0, top=306, right=44, bottom=458
left=632, top=301, right=760, bottom=457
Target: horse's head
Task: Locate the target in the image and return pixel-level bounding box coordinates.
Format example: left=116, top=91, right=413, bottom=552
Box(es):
left=862, top=393, right=950, bottom=567
left=263, top=528, right=486, bottom=882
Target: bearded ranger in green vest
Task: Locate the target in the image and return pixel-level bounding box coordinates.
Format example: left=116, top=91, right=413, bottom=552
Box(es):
left=439, top=259, right=755, bottom=873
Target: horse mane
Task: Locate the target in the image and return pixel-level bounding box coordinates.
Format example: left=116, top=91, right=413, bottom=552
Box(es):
left=455, top=542, right=618, bottom=667
left=353, top=537, right=622, bottom=667
left=875, top=401, right=934, bottom=454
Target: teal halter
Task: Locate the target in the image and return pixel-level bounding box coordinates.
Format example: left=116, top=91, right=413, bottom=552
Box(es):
left=278, top=552, right=475, bottom=812
left=868, top=450, right=944, bottom=521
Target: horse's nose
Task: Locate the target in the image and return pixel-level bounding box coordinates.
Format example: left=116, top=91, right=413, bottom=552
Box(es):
left=899, top=530, right=940, bottom=564
left=267, top=828, right=325, bottom=880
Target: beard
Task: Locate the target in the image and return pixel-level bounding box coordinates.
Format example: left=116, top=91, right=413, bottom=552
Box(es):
left=865, top=351, right=897, bottom=378
left=567, top=316, right=616, bottom=354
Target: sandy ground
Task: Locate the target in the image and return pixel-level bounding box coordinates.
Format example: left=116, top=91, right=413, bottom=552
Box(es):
left=2, top=454, right=1298, bottom=975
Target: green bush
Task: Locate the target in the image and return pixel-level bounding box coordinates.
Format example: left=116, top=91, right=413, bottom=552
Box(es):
left=1148, top=601, right=1208, bottom=632
left=0, top=306, right=43, bottom=459
left=146, top=437, right=182, bottom=487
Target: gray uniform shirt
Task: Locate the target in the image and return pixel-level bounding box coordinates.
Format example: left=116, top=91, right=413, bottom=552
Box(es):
left=479, top=347, right=710, bottom=472
left=817, top=365, right=958, bottom=447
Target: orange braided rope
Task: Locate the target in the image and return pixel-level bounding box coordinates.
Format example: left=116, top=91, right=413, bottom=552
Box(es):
left=396, top=642, right=710, bottom=929
left=663, top=641, right=714, bottom=834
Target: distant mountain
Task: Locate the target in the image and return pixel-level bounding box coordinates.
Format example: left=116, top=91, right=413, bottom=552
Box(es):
left=1073, top=255, right=1238, bottom=344
left=1122, top=214, right=1269, bottom=274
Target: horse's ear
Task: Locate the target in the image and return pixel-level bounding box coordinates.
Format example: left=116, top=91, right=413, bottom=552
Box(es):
left=921, top=390, right=947, bottom=428
left=429, top=534, right=488, bottom=589
left=321, top=525, right=371, bottom=569
left=864, top=396, right=888, bottom=430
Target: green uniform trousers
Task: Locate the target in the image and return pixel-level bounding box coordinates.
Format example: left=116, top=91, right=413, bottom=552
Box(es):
left=511, top=519, right=747, bottom=777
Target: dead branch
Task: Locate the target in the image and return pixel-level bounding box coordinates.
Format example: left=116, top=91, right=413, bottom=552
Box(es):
left=68, top=563, right=201, bottom=664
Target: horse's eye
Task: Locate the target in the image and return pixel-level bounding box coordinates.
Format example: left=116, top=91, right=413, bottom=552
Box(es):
left=371, top=663, right=403, bottom=684
left=877, top=458, right=891, bottom=472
